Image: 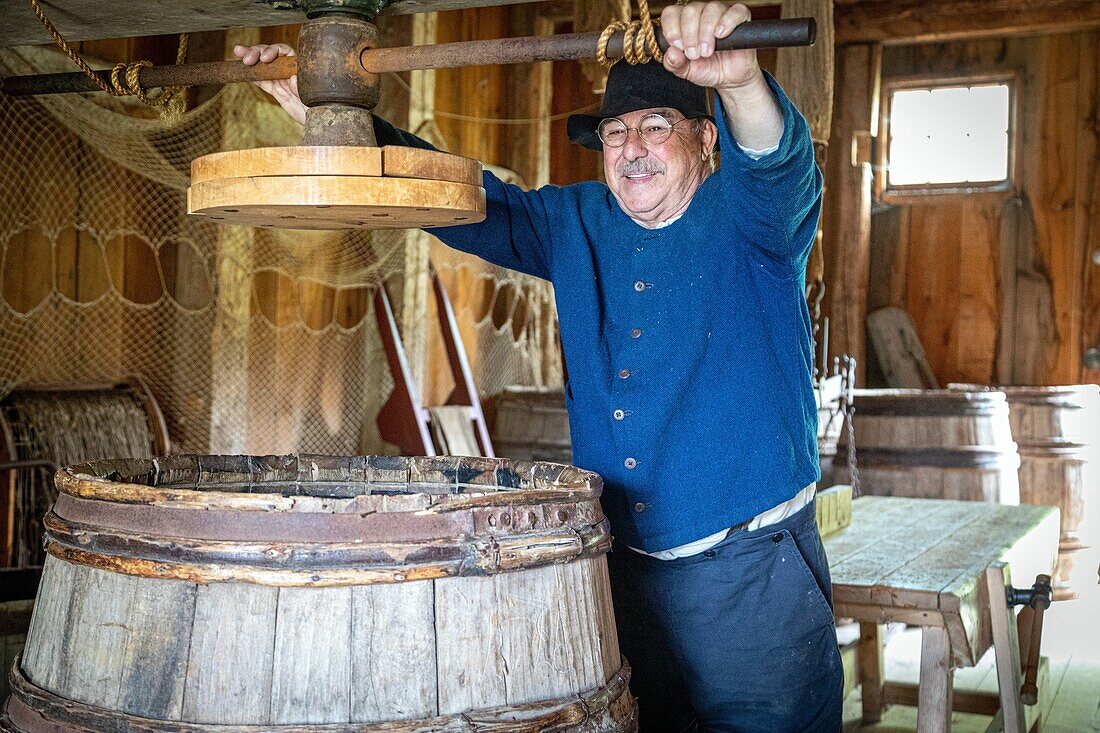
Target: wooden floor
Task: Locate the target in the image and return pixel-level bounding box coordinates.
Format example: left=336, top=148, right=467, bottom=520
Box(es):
left=843, top=579, right=1100, bottom=732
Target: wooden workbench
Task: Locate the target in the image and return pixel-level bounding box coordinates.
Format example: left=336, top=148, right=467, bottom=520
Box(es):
left=824, top=497, right=1060, bottom=733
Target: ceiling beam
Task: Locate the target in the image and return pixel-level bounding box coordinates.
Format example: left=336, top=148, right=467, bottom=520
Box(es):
left=834, top=0, right=1100, bottom=45
left=0, top=0, right=548, bottom=49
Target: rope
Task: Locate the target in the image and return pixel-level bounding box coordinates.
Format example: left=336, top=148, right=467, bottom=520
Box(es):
left=27, top=0, right=188, bottom=111
left=597, top=0, right=689, bottom=69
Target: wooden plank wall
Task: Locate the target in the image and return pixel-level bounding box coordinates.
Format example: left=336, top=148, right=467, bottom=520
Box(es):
left=865, top=31, right=1100, bottom=387
left=422, top=6, right=573, bottom=408
left=546, top=18, right=603, bottom=187
left=426, top=8, right=525, bottom=407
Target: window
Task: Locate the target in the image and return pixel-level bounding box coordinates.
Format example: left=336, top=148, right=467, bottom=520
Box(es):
left=880, top=76, right=1015, bottom=198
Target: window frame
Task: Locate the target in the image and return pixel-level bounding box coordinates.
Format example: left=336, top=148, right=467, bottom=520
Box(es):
left=876, top=72, right=1019, bottom=204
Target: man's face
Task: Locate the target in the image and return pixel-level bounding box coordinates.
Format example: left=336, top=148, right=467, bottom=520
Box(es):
left=601, top=107, right=717, bottom=225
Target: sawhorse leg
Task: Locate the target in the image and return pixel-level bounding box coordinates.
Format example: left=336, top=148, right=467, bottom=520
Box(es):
left=917, top=625, right=954, bottom=733
left=985, top=562, right=1028, bottom=733
left=859, top=622, right=886, bottom=723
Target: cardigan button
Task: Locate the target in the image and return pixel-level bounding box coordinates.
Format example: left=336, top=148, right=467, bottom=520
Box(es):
left=624, top=457, right=637, bottom=469
left=634, top=502, right=646, bottom=513
left=613, top=409, right=625, bottom=421
left=631, top=328, right=643, bottom=339
left=633, top=280, right=646, bottom=292
left=619, top=369, right=631, bottom=379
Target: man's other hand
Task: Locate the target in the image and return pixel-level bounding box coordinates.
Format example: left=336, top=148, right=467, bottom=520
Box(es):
left=232, top=43, right=307, bottom=125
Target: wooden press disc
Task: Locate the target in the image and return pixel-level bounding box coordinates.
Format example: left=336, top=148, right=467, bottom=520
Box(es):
left=188, top=146, right=486, bottom=230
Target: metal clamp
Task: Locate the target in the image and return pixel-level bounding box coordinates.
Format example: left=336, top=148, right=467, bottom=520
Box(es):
left=1006, top=574, right=1053, bottom=610
left=1006, top=573, right=1053, bottom=706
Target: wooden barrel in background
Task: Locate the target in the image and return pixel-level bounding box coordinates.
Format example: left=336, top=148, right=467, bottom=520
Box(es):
left=0, top=569, right=40, bottom=703
left=835, top=389, right=1021, bottom=504
left=2, top=455, right=636, bottom=732
left=970, top=385, right=1099, bottom=598
left=0, top=379, right=169, bottom=567
left=489, top=386, right=573, bottom=464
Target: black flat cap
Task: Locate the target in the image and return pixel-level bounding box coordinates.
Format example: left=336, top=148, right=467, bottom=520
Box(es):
left=567, top=60, right=714, bottom=151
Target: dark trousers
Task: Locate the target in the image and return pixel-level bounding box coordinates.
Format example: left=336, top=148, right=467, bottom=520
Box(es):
left=606, top=501, right=844, bottom=733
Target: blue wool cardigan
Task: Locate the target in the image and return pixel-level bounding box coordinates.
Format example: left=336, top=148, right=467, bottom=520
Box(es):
left=375, top=73, right=823, bottom=552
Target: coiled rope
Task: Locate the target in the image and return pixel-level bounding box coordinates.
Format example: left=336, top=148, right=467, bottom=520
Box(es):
left=596, top=0, right=691, bottom=69
left=27, top=0, right=188, bottom=111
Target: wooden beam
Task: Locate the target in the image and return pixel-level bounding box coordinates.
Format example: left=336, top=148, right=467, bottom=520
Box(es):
left=986, top=563, right=1027, bottom=733
left=834, top=0, right=1100, bottom=46
left=1076, top=31, right=1100, bottom=385
left=820, top=42, right=879, bottom=383
left=881, top=682, right=1001, bottom=717
left=508, top=7, right=553, bottom=188
left=0, top=0, right=548, bottom=49
left=776, top=0, right=833, bottom=143
left=204, top=27, right=257, bottom=454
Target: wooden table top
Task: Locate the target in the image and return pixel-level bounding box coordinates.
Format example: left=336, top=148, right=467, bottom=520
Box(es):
left=823, top=496, right=1059, bottom=666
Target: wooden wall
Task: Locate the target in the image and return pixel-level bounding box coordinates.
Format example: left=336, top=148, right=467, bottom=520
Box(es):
left=413, top=7, right=562, bottom=407
left=546, top=19, right=603, bottom=186
left=863, top=31, right=1100, bottom=387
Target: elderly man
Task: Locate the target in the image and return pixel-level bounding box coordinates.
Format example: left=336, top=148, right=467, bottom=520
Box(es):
left=240, top=2, right=842, bottom=730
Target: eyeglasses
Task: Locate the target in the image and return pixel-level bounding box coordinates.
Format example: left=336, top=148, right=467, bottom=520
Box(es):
left=597, top=114, right=696, bottom=148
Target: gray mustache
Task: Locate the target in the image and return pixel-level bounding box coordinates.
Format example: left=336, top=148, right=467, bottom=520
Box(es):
left=618, top=161, right=665, bottom=177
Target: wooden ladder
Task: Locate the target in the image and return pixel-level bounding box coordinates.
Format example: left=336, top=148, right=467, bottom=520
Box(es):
left=373, top=265, right=494, bottom=458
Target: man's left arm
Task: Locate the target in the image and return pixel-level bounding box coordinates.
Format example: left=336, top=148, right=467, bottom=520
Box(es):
left=661, top=1, right=783, bottom=149
left=662, top=2, right=821, bottom=268
left=715, top=73, right=783, bottom=153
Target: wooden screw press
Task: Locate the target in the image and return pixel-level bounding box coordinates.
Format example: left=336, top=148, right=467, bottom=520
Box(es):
left=187, top=3, right=487, bottom=231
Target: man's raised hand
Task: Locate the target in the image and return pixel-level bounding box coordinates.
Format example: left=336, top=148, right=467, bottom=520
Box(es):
left=660, top=2, right=762, bottom=91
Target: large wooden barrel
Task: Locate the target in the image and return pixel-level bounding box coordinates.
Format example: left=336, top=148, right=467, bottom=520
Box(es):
left=0, top=569, right=40, bottom=703
left=2, top=455, right=636, bottom=732
left=998, top=385, right=1099, bottom=597
left=489, top=386, right=573, bottom=464
left=835, top=389, right=1020, bottom=503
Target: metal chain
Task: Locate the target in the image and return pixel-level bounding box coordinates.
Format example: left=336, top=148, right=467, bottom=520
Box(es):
left=842, top=354, right=860, bottom=497
left=808, top=278, right=825, bottom=379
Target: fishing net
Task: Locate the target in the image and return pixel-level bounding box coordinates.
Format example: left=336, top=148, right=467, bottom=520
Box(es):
left=0, top=44, right=562, bottom=462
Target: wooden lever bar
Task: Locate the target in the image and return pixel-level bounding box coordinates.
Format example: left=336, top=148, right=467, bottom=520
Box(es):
left=1, top=18, right=814, bottom=97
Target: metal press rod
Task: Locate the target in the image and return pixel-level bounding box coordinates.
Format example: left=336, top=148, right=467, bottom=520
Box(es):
left=363, top=17, right=814, bottom=72
left=1, top=18, right=814, bottom=96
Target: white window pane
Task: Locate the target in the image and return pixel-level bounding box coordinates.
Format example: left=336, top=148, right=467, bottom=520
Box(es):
left=887, top=82, right=1011, bottom=189
left=890, top=90, right=929, bottom=136
left=967, top=132, right=1009, bottom=182
left=968, top=85, right=1010, bottom=133
left=889, top=133, right=933, bottom=185
left=932, top=132, right=972, bottom=183
left=924, top=87, right=968, bottom=139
